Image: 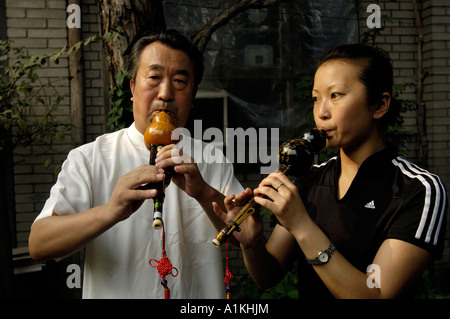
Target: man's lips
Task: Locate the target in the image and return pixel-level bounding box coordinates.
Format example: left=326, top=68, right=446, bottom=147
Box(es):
left=152, top=109, right=176, bottom=120
left=153, top=109, right=173, bottom=115
left=150, top=109, right=178, bottom=128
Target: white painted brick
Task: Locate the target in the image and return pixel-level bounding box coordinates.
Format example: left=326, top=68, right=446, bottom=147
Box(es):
left=47, top=0, right=67, bottom=9
left=29, top=28, right=67, bottom=38
left=6, top=0, right=46, bottom=9
left=6, top=8, right=26, bottom=18
left=26, top=9, right=66, bottom=19
left=7, top=28, right=26, bottom=38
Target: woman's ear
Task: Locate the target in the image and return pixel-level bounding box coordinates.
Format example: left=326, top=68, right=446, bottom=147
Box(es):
left=373, top=92, right=391, bottom=120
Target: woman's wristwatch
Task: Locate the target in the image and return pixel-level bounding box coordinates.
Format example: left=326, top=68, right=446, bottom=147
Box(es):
left=306, top=242, right=336, bottom=265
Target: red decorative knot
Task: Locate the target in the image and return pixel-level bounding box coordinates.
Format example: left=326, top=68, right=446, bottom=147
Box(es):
left=149, top=252, right=178, bottom=278
left=224, top=267, right=233, bottom=286
left=149, top=222, right=178, bottom=299
left=149, top=249, right=178, bottom=299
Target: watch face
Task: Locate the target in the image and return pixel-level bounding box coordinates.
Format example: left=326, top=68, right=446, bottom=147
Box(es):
left=319, top=252, right=329, bottom=263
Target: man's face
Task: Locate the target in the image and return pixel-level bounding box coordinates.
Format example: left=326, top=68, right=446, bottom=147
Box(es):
left=130, top=41, right=197, bottom=134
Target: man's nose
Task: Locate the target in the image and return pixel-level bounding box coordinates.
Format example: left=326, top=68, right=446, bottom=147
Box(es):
left=157, top=80, right=174, bottom=101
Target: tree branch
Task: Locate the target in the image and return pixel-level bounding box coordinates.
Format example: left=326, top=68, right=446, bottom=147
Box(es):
left=192, top=0, right=290, bottom=52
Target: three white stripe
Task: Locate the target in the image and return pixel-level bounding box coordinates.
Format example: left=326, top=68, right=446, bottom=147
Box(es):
left=393, top=156, right=447, bottom=246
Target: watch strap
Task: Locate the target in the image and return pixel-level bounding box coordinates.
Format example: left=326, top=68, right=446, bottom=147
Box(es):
left=306, top=242, right=336, bottom=265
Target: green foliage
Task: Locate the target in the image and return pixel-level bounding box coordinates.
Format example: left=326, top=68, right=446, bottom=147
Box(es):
left=414, top=268, right=448, bottom=299
left=107, top=70, right=133, bottom=131
left=360, top=13, right=394, bottom=47
left=386, top=82, right=417, bottom=153
left=259, top=267, right=299, bottom=299
left=230, top=264, right=298, bottom=299
left=0, top=31, right=119, bottom=154
left=0, top=40, right=70, bottom=153
left=228, top=208, right=299, bottom=299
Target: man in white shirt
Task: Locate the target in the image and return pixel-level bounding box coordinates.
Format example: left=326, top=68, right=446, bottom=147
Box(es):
left=28, top=30, right=243, bottom=298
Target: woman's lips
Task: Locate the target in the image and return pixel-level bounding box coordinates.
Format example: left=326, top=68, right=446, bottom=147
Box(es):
left=319, top=127, right=332, bottom=137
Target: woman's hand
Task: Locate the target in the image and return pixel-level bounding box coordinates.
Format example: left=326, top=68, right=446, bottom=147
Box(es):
left=253, top=172, right=311, bottom=236
left=212, top=188, right=265, bottom=247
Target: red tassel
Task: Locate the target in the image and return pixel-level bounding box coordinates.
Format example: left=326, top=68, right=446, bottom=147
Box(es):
left=224, top=242, right=233, bottom=299
left=163, top=280, right=170, bottom=299
left=149, top=223, right=178, bottom=299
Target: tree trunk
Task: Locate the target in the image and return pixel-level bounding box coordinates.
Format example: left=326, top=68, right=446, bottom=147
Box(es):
left=68, top=0, right=86, bottom=145
left=97, top=0, right=166, bottom=89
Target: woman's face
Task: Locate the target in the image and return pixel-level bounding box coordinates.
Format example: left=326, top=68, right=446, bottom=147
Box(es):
left=312, top=60, right=381, bottom=151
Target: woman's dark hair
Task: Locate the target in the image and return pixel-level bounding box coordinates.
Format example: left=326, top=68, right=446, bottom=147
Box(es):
left=127, top=29, right=204, bottom=89
left=317, top=43, right=401, bottom=133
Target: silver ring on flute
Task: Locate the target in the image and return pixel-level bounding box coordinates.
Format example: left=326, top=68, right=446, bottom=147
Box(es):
left=276, top=181, right=284, bottom=190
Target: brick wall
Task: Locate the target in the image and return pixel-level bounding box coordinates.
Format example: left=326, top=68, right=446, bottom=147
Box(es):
left=81, top=0, right=109, bottom=142
left=421, top=0, right=450, bottom=287
left=360, top=0, right=450, bottom=290
left=6, top=0, right=70, bottom=247
left=360, top=0, right=420, bottom=156
left=5, top=0, right=105, bottom=247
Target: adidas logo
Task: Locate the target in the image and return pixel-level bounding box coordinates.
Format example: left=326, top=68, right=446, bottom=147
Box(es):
left=364, top=200, right=376, bottom=209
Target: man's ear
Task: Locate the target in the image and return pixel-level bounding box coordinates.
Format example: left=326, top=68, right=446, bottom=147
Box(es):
left=130, top=79, right=135, bottom=101
left=373, top=92, right=391, bottom=120
left=190, top=86, right=198, bottom=109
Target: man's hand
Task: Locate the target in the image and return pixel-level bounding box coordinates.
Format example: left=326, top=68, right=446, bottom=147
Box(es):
left=106, top=165, right=164, bottom=223
left=29, top=165, right=165, bottom=261
left=154, top=144, right=207, bottom=201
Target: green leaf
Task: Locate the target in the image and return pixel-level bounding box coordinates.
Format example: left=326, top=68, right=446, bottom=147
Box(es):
left=17, top=119, right=27, bottom=131
left=287, top=290, right=298, bottom=299
left=44, top=158, right=52, bottom=168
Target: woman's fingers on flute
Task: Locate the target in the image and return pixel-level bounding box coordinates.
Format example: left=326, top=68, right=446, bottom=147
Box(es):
left=212, top=202, right=227, bottom=221
left=213, top=188, right=253, bottom=222
left=253, top=195, right=275, bottom=213
left=223, top=193, right=236, bottom=212
left=255, top=173, right=292, bottom=198
left=234, top=188, right=253, bottom=206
